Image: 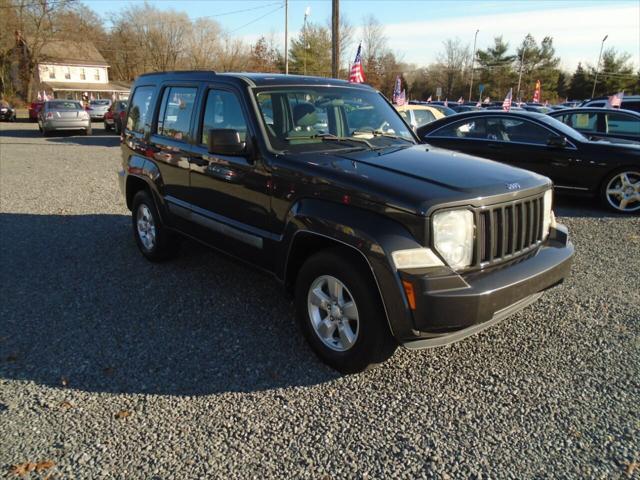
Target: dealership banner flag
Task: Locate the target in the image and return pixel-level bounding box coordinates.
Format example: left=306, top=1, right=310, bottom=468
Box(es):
left=607, top=92, right=624, bottom=108
left=532, top=80, right=541, bottom=103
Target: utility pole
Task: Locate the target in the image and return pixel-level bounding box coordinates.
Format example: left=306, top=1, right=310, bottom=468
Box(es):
left=516, top=45, right=526, bottom=103
left=284, top=0, right=288, bottom=74
left=468, top=29, right=479, bottom=102
left=591, top=34, right=608, bottom=98
left=303, top=7, right=310, bottom=75
left=331, top=0, right=339, bottom=78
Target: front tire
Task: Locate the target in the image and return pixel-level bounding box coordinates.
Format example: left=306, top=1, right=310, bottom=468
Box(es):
left=295, top=248, right=396, bottom=374
left=131, top=190, right=180, bottom=261
left=601, top=168, right=640, bottom=213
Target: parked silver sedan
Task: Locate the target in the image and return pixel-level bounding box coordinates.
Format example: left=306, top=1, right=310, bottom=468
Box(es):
left=38, top=100, right=92, bottom=136
left=88, top=99, right=112, bottom=121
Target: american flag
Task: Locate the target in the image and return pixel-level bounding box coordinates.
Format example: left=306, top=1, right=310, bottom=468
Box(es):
left=426, top=95, right=432, bottom=102
left=608, top=91, right=624, bottom=108
left=392, top=75, right=402, bottom=104
left=483, top=96, right=491, bottom=104
left=349, top=43, right=365, bottom=83
left=457, top=97, right=464, bottom=105
left=502, top=88, right=513, bottom=111
left=395, top=89, right=406, bottom=106
left=475, top=101, right=482, bottom=107
left=444, top=99, right=448, bottom=107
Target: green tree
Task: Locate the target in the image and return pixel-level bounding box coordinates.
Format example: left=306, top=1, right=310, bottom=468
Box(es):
left=475, top=36, right=516, bottom=100
left=515, top=34, right=561, bottom=102
left=567, top=63, right=591, bottom=100
left=289, top=22, right=331, bottom=76
left=590, top=48, right=638, bottom=96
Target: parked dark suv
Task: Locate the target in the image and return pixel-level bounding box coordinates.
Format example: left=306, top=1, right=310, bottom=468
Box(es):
left=118, top=71, right=574, bottom=373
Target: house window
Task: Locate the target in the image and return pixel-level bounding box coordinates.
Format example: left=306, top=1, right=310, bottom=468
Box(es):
left=49, top=68, right=55, bottom=79
left=80, top=68, right=86, bottom=80
left=65, top=67, right=71, bottom=80
left=94, top=69, right=100, bottom=81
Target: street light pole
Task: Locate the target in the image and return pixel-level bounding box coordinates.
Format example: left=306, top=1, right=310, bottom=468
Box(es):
left=468, top=29, right=479, bottom=102
left=284, top=0, right=288, bottom=74
left=591, top=34, right=608, bottom=98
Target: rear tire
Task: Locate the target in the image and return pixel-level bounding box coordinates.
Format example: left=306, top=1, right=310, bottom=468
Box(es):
left=131, top=190, right=181, bottom=261
left=294, top=248, right=396, bottom=374
left=104, top=122, right=112, bottom=131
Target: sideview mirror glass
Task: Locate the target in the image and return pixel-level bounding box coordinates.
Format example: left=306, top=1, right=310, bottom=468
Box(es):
left=547, top=135, right=567, bottom=148
left=207, top=129, right=246, bottom=156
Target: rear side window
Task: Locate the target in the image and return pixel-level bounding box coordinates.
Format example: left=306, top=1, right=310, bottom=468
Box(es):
left=606, top=112, right=640, bottom=136
left=621, top=101, right=640, bottom=113
left=126, top=86, right=155, bottom=134
left=157, top=87, right=197, bottom=141
left=201, top=90, right=248, bottom=145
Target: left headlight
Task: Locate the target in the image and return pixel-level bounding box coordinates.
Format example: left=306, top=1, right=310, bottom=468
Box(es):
left=432, top=209, right=474, bottom=270
left=542, top=189, right=553, bottom=239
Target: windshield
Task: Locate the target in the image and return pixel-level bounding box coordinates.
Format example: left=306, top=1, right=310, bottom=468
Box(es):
left=254, top=86, right=415, bottom=152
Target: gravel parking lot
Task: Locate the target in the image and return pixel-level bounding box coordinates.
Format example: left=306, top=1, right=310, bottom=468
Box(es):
left=1, top=120, right=638, bottom=479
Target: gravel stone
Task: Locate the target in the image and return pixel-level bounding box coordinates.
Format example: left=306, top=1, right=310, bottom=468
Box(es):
left=1, top=120, right=638, bottom=479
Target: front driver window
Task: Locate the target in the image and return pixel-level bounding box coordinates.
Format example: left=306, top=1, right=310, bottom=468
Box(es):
left=431, top=118, right=486, bottom=139
left=201, top=90, right=248, bottom=145
left=498, top=118, right=554, bottom=145
left=567, top=112, right=597, bottom=133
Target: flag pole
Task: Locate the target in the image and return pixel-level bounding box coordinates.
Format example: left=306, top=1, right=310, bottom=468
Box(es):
left=284, top=0, right=289, bottom=74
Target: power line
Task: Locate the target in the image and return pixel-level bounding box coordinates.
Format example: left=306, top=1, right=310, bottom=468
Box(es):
left=228, top=4, right=284, bottom=34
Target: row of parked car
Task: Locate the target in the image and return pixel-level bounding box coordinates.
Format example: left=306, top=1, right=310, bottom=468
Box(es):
left=396, top=97, right=640, bottom=144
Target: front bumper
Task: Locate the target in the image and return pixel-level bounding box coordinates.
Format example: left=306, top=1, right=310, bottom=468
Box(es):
left=0, top=110, right=14, bottom=120
left=400, top=224, right=573, bottom=348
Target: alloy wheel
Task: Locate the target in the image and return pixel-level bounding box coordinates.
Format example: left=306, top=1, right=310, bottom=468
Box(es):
left=136, top=204, right=157, bottom=250
left=307, top=275, right=359, bottom=352
left=605, top=171, right=640, bottom=212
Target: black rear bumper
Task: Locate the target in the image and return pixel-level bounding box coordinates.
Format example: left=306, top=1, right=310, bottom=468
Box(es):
left=401, top=224, right=573, bottom=348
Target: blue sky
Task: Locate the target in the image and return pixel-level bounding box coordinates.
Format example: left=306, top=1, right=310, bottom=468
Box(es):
left=84, top=0, right=639, bottom=71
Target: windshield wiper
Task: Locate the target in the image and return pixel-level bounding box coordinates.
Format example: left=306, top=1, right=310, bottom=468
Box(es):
left=284, top=133, right=379, bottom=150
left=352, top=130, right=414, bottom=144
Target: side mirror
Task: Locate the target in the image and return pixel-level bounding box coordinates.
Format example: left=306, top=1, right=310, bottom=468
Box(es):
left=207, top=129, right=246, bottom=156
left=547, top=135, right=567, bottom=148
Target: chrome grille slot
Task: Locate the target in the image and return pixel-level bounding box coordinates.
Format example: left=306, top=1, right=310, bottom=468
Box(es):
left=474, top=193, right=545, bottom=268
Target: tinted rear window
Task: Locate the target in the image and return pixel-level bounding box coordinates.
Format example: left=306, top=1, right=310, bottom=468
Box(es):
left=48, top=101, right=82, bottom=110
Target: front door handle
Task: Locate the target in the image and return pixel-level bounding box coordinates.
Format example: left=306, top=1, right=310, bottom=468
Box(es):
left=550, top=159, right=571, bottom=167
left=206, top=165, right=237, bottom=181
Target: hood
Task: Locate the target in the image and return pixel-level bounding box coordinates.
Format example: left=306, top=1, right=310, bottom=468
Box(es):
left=336, top=144, right=546, bottom=192
left=302, top=144, right=551, bottom=215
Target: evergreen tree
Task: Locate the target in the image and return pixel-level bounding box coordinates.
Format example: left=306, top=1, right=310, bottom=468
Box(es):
left=476, top=36, right=516, bottom=99
left=288, top=23, right=331, bottom=76
left=567, top=63, right=591, bottom=100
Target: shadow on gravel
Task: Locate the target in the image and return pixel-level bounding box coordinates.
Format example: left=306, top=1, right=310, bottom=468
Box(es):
left=554, top=195, right=637, bottom=219
left=0, top=213, right=337, bottom=396
left=46, top=133, right=120, bottom=148
left=0, top=127, right=42, bottom=139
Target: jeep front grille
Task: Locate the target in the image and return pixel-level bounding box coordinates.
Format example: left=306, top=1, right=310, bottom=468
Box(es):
left=473, top=193, right=545, bottom=267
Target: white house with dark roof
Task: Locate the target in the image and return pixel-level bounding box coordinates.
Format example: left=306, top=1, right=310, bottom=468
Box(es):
left=34, top=40, right=129, bottom=100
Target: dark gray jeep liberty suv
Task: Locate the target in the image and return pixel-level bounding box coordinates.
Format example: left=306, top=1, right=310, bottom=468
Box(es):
left=118, top=71, right=574, bottom=373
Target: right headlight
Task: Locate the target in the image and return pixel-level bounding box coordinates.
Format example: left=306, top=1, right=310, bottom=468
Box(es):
left=432, top=209, right=474, bottom=270
left=542, top=189, right=553, bottom=239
